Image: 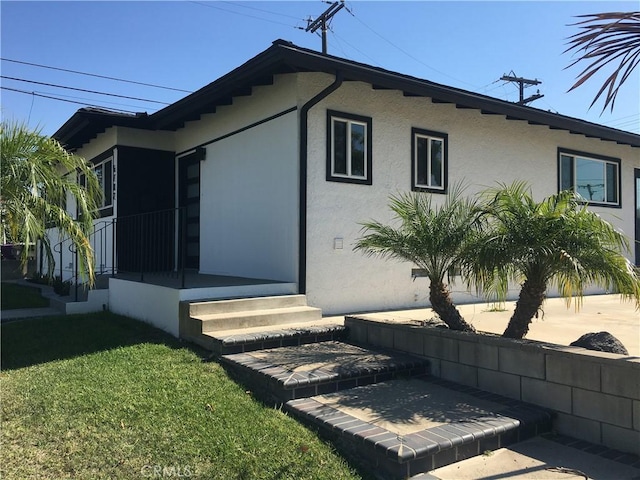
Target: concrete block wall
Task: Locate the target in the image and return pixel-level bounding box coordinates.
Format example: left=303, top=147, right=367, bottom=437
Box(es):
left=345, top=316, right=640, bottom=455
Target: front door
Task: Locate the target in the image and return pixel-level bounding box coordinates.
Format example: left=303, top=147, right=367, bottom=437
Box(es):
left=179, top=154, right=201, bottom=270
left=635, top=169, right=639, bottom=266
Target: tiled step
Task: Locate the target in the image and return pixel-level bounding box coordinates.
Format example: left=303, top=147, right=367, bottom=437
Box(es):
left=220, top=341, right=430, bottom=402
left=203, top=320, right=347, bottom=355
left=286, top=377, right=553, bottom=480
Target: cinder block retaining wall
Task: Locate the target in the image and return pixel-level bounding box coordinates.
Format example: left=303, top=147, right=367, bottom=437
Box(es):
left=345, top=316, right=640, bottom=455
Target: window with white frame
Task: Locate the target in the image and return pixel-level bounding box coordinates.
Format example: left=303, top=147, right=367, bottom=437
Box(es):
left=79, top=154, right=114, bottom=216
left=327, top=110, right=372, bottom=185
left=412, top=128, right=447, bottom=192
left=558, top=149, right=620, bottom=206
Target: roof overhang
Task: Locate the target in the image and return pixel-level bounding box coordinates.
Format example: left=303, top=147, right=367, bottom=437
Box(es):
left=54, top=108, right=152, bottom=150
left=53, top=39, right=640, bottom=150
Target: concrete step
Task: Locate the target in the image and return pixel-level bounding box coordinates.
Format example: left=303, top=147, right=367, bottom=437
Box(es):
left=197, top=305, right=322, bottom=332
left=220, top=340, right=430, bottom=402
left=178, top=294, right=325, bottom=350
left=286, top=377, right=553, bottom=480
left=187, top=294, right=309, bottom=317
left=202, top=318, right=347, bottom=355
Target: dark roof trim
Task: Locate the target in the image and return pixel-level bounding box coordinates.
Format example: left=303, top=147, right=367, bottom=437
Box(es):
left=53, top=39, right=640, bottom=150
left=54, top=108, right=151, bottom=151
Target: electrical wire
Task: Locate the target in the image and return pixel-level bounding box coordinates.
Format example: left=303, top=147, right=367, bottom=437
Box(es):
left=1, top=86, right=140, bottom=114
left=188, top=1, right=298, bottom=28
left=220, top=1, right=303, bottom=21
left=31, top=89, right=159, bottom=111
left=330, top=31, right=383, bottom=67
left=345, top=6, right=480, bottom=90
left=1, top=76, right=170, bottom=105
left=0, top=58, right=191, bottom=93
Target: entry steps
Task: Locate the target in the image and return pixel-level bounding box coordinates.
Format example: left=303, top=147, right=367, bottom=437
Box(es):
left=220, top=340, right=553, bottom=479
left=220, top=341, right=430, bottom=401
left=179, top=294, right=344, bottom=354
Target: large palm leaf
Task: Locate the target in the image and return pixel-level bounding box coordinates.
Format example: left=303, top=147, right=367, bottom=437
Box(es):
left=474, top=182, right=640, bottom=338
left=0, top=121, right=102, bottom=285
left=565, top=12, right=640, bottom=112
left=354, top=185, right=479, bottom=332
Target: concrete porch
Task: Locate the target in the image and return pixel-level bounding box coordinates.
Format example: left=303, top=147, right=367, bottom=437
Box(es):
left=108, top=272, right=298, bottom=337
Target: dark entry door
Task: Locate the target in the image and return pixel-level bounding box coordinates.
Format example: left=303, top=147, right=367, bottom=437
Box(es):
left=634, top=168, right=640, bottom=265
left=179, top=154, right=201, bottom=269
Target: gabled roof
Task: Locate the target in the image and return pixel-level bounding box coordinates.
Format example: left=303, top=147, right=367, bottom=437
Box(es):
left=54, top=39, right=640, bottom=150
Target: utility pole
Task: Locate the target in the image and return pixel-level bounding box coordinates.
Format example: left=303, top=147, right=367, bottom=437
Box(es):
left=305, top=1, right=346, bottom=54
left=500, top=72, right=544, bottom=105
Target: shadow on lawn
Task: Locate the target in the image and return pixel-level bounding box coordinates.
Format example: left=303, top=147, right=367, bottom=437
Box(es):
left=0, top=312, right=207, bottom=370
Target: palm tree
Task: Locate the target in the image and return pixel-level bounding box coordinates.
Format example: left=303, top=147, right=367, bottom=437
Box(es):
left=565, top=12, right=640, bottom=112
left=474, top=182, right=640, bottom=339
left=0, top=121, right=102, bottom=285
left=354, top=186, right=479, bottom=332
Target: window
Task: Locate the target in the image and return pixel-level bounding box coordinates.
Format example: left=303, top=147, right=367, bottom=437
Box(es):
left=79, top=154, right=114, bottom=217
left=558, top=149, right=620, bottom=206
left=327, top=110, right=372, bottom=185
left=412, top=128, right=447, bottom=192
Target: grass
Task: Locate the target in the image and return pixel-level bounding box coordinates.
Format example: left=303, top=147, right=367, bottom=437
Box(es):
left=1, top=281, right=49, bottom=310
left=1, top=313, right=363, bottom=480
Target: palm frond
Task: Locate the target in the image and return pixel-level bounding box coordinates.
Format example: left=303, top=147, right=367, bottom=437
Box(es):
left=565, top=12, right=640, bottom=112
left=354, top=183, right=481, bottom=283
left=0, top=120, right=101, bottom=285
left=475, top=181, right=639, bottom=309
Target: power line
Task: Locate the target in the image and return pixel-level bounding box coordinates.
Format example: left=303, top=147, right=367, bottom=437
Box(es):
left=1, top=86, right=140, bottom=114
left=330, top=31, right=383, bottom=67
left=220, top=1, right=302, bottom=21
left=346, top=6, right=479, bottom=89
left=188, top=1, right=298, bottom=28
left=0, top=58, right=191, bottom=93
left=31, top=89, right=159, bottom=111
left=1, top=76, right=170, bottom=105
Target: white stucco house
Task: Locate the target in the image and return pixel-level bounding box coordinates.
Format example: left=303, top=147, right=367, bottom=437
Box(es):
left=46, top=39, right=640, bottom=336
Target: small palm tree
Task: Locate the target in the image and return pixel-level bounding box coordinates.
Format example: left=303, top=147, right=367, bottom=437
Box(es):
left=474, top=182, right=640, bottom=339
left=0, top=121, right=102, bottom=285
left=354, top=186, right=479, bottom=332
left=565, top=12, right=640, bottom=112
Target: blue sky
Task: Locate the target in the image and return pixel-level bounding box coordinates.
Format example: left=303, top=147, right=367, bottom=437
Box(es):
left=1, top=1, right=638, bottom=136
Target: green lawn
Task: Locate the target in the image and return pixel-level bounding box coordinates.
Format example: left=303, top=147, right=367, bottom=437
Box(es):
left=1, top=282, right=49, bottom=310
left=1, top=313, right=363, bottom=480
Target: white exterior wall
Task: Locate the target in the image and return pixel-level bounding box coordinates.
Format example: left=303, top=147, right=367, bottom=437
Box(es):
left=302, top=73, right=640, bottom=315
left=109, top=278, right=297, bottom=336
left=173, top=75, right=299, bottom=282
left=109, top=279, right=181, bottom=336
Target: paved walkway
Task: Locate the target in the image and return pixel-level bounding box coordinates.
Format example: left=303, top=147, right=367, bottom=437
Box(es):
left=1, top=306, right=61, bottom=322
left=2, top=280, right=58, bottom=322
left=429, top=435, right=640, bottom=479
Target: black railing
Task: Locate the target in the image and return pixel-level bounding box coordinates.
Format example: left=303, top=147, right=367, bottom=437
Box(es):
left=115, top=208, right=187, bottom=288
left=50, top=207, right=187, bottom=299
left=52, top=220, right=115, bottom=301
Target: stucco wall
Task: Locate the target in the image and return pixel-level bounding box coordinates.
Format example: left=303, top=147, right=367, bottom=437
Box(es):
left=173, top=75, right=299, bottom=282
left=303, top=73, right=640, bottom=315
left=109, top=278, right=180, bottom=336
